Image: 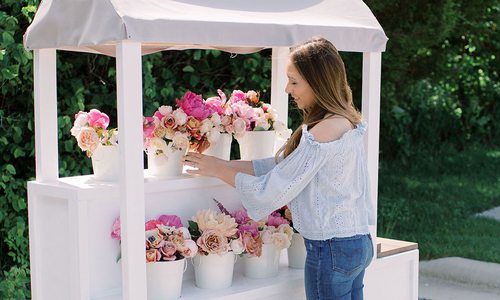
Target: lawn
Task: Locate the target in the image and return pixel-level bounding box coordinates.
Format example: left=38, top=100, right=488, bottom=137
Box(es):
left=377, top=144, right=500, bottom=263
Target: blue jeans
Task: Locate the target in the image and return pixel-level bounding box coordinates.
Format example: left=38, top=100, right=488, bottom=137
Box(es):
left=304, top=234, right=373, bottom=300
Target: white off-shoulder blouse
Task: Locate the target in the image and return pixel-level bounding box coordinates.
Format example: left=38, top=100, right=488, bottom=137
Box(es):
left=235, top=123, right=375, bottom=240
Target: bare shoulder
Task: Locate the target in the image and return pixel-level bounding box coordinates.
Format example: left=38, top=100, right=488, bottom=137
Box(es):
left=309, top=117, right=353, bottom=143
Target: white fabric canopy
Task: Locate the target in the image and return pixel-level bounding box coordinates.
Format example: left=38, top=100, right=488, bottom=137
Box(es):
left=24, top=0, right=387, bottom=55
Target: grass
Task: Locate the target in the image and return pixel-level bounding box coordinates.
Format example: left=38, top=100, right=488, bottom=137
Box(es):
left=377, top=144, right=500, bottom=263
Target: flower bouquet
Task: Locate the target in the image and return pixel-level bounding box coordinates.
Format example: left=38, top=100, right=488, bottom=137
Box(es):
left=213, top=199, right=293, bottom=278
left=70, top=109, right=119, bottom=181
left=187, top=208, right=243, bottom=289
left=276, top=206, right=307, bottom=269
left=214, top=89, right=291, bottom=160
left=111, top=215, right=197, bottom=300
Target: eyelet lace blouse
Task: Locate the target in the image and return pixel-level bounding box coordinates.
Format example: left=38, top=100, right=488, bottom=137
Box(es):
left=235, top=123, right=375, bottom=240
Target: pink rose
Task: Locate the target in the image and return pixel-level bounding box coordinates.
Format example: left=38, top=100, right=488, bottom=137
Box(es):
left=158, top=215, right=183, bottom=228
left=111, top=217, right=121, bottom=240
left=196, top=229, right=229, bottom=255
left=87, top=109, right=110, bottom=129
left=160, top=241, right=177, bottom=261
left=161, top=115, right=177, bottom=129
left=74, top=111, right=88, bottom=122
left=176, top=91, right=213, bottom=120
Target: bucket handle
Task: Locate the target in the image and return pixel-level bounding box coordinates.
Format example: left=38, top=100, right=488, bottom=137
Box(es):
left=183, top=258, right=188, bottom=272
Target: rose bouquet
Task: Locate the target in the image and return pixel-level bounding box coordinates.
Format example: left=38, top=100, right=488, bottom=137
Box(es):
left=187, top=208, right=244, bottom=256
left=70, top=109, right=118, bottom=157
left=110, top=214, right=197, bottom=262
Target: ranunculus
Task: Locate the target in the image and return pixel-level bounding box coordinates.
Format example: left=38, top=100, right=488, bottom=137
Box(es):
left=230, top=238, right=245, bottom=255
left=87, top=109, right=110, bottom=129
left=176, top=91, right=213, bottom=120
left=197, top=229, right=229, bottom=255
left=271, top=232, right=291, bottom=250
left=111, top=217, right=121, bottom=240
left=77, top=127, right=99, bottom=155
left=158, top=215, right=183, bottom=228
left=242, top=231, right=262, bottom=257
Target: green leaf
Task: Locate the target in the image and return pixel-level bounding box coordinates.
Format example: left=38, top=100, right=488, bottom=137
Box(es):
left=182, top=65, right=195, bottom=73
left=13, top=148, right=25, bottom=158
left=5, top=164, right=16, bottom=175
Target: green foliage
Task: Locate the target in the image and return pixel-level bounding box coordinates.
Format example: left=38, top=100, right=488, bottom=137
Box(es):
left=0, top=0, right=499, bottom=297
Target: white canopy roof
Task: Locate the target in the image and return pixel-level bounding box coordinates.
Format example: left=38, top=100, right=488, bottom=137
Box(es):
left=24, top=0, right=387, bottom=56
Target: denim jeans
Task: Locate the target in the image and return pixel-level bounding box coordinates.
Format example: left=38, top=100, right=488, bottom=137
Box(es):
left=303, top=234, right=373, bottom=300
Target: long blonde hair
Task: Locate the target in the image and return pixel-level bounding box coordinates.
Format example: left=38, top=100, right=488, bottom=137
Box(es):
left=277, top=37, right=362, bottom=159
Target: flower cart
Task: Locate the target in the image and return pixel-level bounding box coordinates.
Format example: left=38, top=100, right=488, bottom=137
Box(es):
left=24, top=0, right=418, bottom=299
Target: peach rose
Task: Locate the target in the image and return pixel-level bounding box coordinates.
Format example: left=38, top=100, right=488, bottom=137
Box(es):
left=77, top=127, right=99, bottom=156
left=242, top=231, right=262, bottom=257
left=196, top=229, right=229, bottom=255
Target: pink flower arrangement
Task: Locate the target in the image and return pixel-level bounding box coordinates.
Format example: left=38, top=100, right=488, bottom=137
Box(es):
left=206, top=89, right=292, bottom=140
left=70, top=109, right=118, bottom=157
left=187, top=208, right=244, bottom=256
left=144, top=91, right=222, bottom=154
left=111, top=215, right=197, bottom=263
left=213, top=199, right=294, bottom=257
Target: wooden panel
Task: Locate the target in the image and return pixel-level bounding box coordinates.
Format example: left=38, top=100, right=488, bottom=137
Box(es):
left=377, top=237, right=418, bottom=258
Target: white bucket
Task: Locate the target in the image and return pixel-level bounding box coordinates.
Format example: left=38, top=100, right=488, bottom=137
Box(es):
left=203, top=133, right=232, bottom=160
left=243, top=244, right=280, bottom=279
left=91, top=144, right=119, bottom=181
left=147, top=147, right=186, bottom=177
left=193, top=252, right=235, bottom=289
left=237, top=130, right=276, bottom=160
left=287, top=233, right=306, bottom=269
left=146, top=258, right=186, bottom=300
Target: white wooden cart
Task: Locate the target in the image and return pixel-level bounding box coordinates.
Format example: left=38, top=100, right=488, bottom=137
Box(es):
left=24, top=0, right=418, bottom=299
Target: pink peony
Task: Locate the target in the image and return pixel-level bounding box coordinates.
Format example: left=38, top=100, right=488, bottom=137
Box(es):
left=267, top=214, right=290, bottom=228
left=229, top=90, right=248, bottom=104
left=87, top=109, right=110, bottom=129
left=232, top=208, right=250, bottom=225
left=205, top=97, right=224, bottom=115
left=176, top=91, right=213, bottom=120
left=158, top=215, right=183, bottom=228
left=111, top=217, right=121, bottom=240
left=238, top=221, right=259, bottom=237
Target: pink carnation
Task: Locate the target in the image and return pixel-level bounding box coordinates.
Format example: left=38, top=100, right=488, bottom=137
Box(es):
left=87, top=109, right=110, bottom=129
left=158, top=215, right=183, bottom=228
left=176, top=91, right=213, bottom=120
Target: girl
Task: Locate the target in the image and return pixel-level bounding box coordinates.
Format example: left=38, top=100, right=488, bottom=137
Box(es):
left=183, top=37, right=374, bottom=300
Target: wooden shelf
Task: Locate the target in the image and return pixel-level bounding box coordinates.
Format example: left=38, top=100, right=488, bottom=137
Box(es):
left=376, top=237, right=418, bottom=258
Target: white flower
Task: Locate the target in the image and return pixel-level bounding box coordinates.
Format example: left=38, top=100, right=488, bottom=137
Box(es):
left=278, top=223, right=294, bottom=240
left=183, top=239, right=198, bottom=258
left=148, top=137, right=168, bottom=154
left=172, top=132, right=189, bottom=150
left=75, top=114, right=88, bottom=127
left=178, top=227, right=191, bottom=240
left=253, top=107, right=265, bottom=117
left=207, top=128, right=221, bottom=145
left=210, top=113, right=221, bottom=126
left=272, top=232, right=291, bottom=250
left=230, top=238, right=245, bottom=255
left=158, top=105, right=173, bottom=116
left=233, top=118, right=247, bottom=135
left=261, top=230, right=274, bottom=244
left=173, top=109, right=188, bottom=126
left=200, top=119, right=213, bottom=135
left=254, top=117, right=271, bottom=131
